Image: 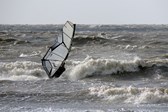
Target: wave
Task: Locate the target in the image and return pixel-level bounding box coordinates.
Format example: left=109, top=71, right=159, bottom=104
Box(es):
left=14, top=40, right=30, bottom=45
left=73, top=36, right=110, bottom=46
left=72, top=36, right=150, bottom=50
left=89, top=86, right=168, bottom=104
left=19, top=51, right=41, bottom=58
left=0, top=61, right=47, bottom=81
left=1, top=56, right=168, bottom=81
left=0, top=38, right=17, bottom=43
left=68, top=56, right=168, bottom=80
left=0, top=37, right=30, bottom=45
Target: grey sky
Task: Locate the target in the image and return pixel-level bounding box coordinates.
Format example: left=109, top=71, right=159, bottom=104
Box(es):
left=0, top=0, right=168, bottom=24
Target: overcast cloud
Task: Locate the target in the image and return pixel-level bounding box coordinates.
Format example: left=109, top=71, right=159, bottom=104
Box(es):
left=0, top=0, right=168, bottom=24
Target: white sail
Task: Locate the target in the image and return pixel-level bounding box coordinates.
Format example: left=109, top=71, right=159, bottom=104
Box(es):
left=42, top=21, right=76, bottom=78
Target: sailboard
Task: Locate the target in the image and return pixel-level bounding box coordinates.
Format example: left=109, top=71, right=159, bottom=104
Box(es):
left=42, top=21, right=76, bottom=78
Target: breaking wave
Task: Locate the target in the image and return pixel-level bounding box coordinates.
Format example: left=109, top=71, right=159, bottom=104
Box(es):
left=89, top=86, right=168, bottom=104
left=68, top=56, right=168, bottom=80
left=1, top=56, right=168, bottom=81
left=0, top=61, right=47, bottom=81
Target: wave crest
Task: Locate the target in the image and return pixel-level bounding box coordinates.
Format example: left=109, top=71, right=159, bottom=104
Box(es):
left=68, top=56, right=168, bottom=80
left=68, top=56, right=145, bottom=80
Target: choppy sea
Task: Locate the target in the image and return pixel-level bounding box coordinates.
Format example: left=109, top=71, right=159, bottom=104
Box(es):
left=0, top=24, right=168, bottom=112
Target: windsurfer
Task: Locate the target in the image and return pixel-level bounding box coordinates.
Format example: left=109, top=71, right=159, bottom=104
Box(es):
left=51, top=62, right=65, bottom=78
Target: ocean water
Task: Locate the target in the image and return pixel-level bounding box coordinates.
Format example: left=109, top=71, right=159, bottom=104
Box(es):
left=0, top=24, right=168, bottom=112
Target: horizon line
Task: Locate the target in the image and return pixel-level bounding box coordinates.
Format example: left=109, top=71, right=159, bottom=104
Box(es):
left=0, top=23, right=168, bottom=25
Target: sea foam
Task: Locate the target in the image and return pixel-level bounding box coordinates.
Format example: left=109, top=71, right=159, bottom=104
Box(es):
left=89, top=86, right=168, bottom=104
left=0, top=61, right=47, bottom=81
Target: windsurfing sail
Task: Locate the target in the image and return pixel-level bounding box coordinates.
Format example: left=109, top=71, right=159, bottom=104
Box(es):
left=42, top=21, right=76, bottom=78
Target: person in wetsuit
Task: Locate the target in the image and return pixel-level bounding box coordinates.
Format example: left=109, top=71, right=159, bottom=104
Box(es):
left=51, top=62, right=65, bottom=78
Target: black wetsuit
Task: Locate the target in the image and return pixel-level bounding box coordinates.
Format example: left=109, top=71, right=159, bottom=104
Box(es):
left=51, top=63, right=65, bottom=78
